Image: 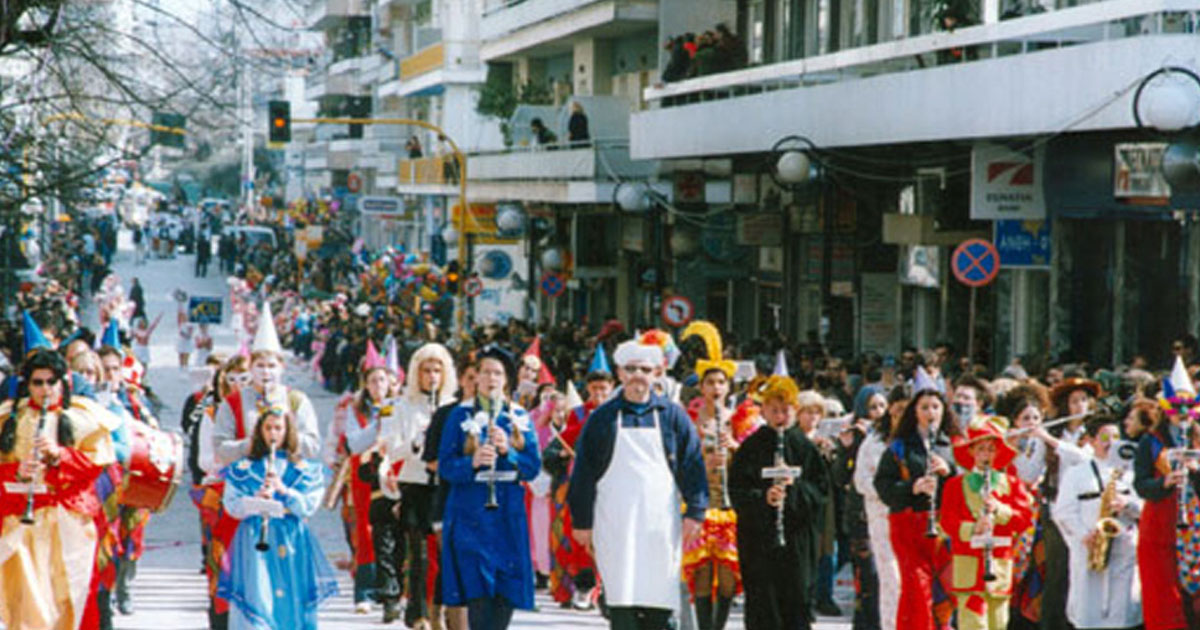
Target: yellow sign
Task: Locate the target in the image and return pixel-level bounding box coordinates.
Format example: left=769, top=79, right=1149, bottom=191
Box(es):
left=451, top=203, right=498, bottom=235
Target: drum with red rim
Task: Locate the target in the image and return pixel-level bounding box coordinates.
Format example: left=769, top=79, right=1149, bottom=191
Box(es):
left=122, top=422, right=184, bottom=512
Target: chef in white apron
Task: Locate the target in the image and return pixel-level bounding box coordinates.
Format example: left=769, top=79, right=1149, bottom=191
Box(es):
left=568, top=337, right=710, bottom=630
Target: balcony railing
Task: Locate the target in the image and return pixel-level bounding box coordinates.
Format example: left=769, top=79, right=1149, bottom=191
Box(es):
left=646, top=0, right=1196, bottom=106
left=400, top=42, right=445, bottom=80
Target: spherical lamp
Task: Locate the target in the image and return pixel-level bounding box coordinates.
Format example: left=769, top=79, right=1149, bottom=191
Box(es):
left=615, top=183, right=649, bottom=212
left=776, top=150, right=811, bottom=184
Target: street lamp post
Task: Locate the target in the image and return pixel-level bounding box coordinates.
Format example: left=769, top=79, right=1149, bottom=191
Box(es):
left=768, top=135, right=820, bottom=344
left=614, top=181, right=667, bottom=327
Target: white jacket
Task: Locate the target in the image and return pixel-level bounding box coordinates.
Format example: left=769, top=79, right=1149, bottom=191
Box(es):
left=381, top=395, right=437, bottom=486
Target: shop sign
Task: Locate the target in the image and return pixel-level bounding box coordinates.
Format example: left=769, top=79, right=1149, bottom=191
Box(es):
left=971, top=142, right=1046, bottom=220
left=1114, top=142, right=1170, bottom=199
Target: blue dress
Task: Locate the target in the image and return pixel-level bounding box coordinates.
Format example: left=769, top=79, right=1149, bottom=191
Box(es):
left=218, top=456, right=339, bottom=629
left=438, top=399, right=541, bottom=609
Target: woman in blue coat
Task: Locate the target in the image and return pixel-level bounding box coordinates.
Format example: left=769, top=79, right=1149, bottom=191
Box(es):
left=438, top=346, right=541, bottom=630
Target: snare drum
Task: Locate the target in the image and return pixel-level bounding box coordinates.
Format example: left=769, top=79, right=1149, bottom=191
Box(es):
left=122, top=422, right=184, bottom=512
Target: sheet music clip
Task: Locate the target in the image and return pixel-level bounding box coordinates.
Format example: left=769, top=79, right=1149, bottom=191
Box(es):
left=970, top=534, right=1012, bottom=550
left=761, top=465, right=802, bottom=481
left=474, top=470, right=518, bottom=484
left=242, top=497, right=285, bottom=518
left=3, top=482, right=47, bottom=495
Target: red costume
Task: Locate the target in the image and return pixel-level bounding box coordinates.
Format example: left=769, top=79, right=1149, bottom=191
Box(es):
left=1134, top=430, right=1189, bottom=630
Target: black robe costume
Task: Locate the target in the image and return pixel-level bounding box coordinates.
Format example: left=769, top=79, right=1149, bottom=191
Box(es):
left=729, top=424, right=829, bottom=630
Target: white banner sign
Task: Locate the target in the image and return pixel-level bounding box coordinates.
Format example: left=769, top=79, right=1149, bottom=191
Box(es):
left=971, top=142, right=1046, bottom=220
left=1114, top=142, right=1171, bottom=199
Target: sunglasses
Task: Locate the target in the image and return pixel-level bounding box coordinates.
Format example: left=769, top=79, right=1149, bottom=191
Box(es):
left=227, top=373, right=252, bottom=386
left=622, top=365, right=656, bottom=374
left=29, top=377, right=60, bottom=387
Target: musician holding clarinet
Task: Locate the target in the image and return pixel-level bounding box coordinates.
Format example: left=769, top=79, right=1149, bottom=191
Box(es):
left=873, top=380, right=962, bottom=630
left=728, top=375, right=828, bottom=630
left=0, top=341, right=119, bottom=630
left=438, top=346, right=540, bottom=630
left=567, top=336, right=708, bottom=630
left=680, top=321, right=745, bottom=630
left=218, top=401, right=338, bottom=630
left=939, top=416, right=1033, bottom=630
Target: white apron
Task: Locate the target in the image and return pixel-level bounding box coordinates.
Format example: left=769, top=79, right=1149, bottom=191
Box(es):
left=594, top=410, right=682, bottom=614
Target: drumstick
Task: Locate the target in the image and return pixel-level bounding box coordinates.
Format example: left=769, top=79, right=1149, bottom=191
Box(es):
left=548, top=421, right=576, bottom=459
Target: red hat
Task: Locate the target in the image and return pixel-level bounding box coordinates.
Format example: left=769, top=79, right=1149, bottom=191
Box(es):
left=953, top=415, right=1017, bottom=471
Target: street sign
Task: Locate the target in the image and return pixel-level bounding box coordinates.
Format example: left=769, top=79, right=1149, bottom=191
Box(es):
left=357, top=196, right=403, bottom=215
left=187, top=297, right=223, bottom=324
left=540, top=272, right=565, bottom=298
left=463, top=276, right=483, bottom=298
left=994, top=220, right=1050, bottom=268
left=660, top=295, right=694, bottom=328
left=951, top=239, right=1000, bottom=287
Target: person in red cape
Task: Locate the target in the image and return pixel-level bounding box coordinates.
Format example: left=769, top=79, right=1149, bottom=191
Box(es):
left=0, top=347, right=118, bottom=630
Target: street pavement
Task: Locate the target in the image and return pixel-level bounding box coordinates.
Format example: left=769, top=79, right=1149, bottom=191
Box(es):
left=88, top=232, right=852, bottom=629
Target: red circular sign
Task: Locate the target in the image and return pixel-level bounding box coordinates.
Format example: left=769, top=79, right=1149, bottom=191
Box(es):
left=951, top=238, right=1000, bottom=287
left=463, top=277, right=483, bottom=298
left=660, top=295, right=694, bottom=328
left=347, top=173, right=362, bottom=193
left=540, top=272, right=566, bottom=298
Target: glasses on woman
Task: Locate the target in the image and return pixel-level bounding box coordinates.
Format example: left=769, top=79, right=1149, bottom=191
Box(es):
left=29, top=377, right=60, bottom=387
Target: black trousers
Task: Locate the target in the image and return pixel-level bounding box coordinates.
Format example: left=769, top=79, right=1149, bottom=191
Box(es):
left=370, top=497, right=404, bottom=602
left=398, top=483, right=435, bottom=624
left=609, top=606, right=672, bottom=630
left=742, top=550, right=811, bottom=630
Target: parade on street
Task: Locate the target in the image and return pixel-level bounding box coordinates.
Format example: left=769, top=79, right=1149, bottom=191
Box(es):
left=5, top=1, right=1200, bottom=630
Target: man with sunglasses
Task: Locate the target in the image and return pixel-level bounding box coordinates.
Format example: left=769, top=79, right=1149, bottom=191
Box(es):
left=568, top=336, right=708, bottom=630
left=0, top=347, right=119, bottom=630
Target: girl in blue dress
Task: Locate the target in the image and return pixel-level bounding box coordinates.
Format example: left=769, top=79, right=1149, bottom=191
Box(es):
left=219, top=403, right=339, bottom=629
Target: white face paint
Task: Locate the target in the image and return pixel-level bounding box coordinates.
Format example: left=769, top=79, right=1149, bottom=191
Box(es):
left=252, top=356, right=284, bottom=390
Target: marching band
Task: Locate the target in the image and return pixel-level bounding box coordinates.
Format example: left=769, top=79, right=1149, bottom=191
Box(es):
left=9, top=302, right=1200, bottom=630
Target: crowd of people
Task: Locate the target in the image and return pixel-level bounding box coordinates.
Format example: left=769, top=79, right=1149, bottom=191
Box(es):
left=662, top=24, right=748, bottom=83
left=9, top=207, right=1200, bottom=630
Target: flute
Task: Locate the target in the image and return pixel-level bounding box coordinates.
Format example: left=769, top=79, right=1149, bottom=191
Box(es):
left=256, top=445, right=276, bottom=552
left=774, top=426, right=787, bottom=547
left=717, top=397, right=733, bottom=510
left=20, top=407, right=48, bottom=525
left=484, top=398, right=500, bottom=510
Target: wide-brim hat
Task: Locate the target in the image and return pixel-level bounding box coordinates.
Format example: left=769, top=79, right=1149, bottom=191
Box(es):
left=953, top=415, right=1017, bottom=471
left=1048, top=377, right=1103, bottom=408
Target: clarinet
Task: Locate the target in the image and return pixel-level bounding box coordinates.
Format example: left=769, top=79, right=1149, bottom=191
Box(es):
left=20, top=407, right=48, bottom=526
left=1180, top=421, right=1193, bottom=529
left=924, top=435, right=939, bottom=539
left=484, top=398, right=500, bottom=510
left=981, top=467, right=997, bottom=581
left=774, top=426, right=787, bottom=548
left=717, top=397, right=732, bottom=510
left=256, top=445, right=276, bottom=552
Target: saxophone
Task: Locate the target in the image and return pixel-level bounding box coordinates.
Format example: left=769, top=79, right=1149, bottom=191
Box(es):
left=1088, top=468, right=1124, bottom=572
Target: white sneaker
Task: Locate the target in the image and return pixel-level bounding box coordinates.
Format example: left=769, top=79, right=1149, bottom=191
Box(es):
left=572, top=589, right=594, bottom=611
left=355, top=602, right=372, bottom=615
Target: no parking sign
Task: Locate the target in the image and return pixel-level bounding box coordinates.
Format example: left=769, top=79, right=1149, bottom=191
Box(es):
left=660, top=296, right=694, bottom=328
left=951, top=239, right=1000, bottom=287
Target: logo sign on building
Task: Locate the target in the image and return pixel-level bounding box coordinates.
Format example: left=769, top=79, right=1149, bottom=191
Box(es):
left=187, top=297, right=223, bottom=324
left=971, top=142, right=1046, bottom=220
left=660, top=295, right=694, bottom=328
left=951, top=239, right=1000, bottom=287
left=1114, top=142, right=1171, bottom=199
left=540, top=272, right=566, bottom=299
left=994, top=220, right=1051, bottom=268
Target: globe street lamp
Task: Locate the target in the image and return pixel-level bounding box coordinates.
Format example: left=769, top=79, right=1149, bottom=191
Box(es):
left=768, top=135, right=823, bottom=342
left=613, top=180, right=669, bottom=326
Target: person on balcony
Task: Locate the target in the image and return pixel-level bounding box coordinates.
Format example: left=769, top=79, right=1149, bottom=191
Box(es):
left=568, top=103, right=590, bottom=148
left=531, top=118, right=557, bottom=148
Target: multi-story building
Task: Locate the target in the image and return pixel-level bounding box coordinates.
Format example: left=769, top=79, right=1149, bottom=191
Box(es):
left=629, top=0, right=1200, bottom=370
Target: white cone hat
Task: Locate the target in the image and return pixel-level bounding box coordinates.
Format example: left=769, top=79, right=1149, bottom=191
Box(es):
left=773, top=349, right=789, bottom=377
left=252, top=301, right=283, bottom=356
left=566, top=380, right=584, bottom=410
left=1171, top=355, right=1196, bottom=396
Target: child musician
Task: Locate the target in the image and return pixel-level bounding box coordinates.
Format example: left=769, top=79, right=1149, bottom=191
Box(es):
left=939, top=417, right=1033, bottom=630
left=218, top=404, right=339, bottom=629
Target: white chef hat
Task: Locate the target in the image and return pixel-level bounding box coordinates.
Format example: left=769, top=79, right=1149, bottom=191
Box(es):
left=613, top=339, right=664, bottom=368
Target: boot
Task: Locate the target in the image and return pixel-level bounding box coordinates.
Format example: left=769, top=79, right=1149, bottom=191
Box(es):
left=694, top=596, right=714, bottom=630
left=714, top=596, right=733, bottom=630
left=383, top=600, right=401, bottom=624
left=115, top=559, right=135, bottom=615
left=97, top=588, right=113, bottom=630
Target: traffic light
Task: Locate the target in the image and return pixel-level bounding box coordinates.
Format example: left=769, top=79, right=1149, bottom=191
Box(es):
left=445, top=260, right=460, bottom=294
left=268, top=100, right=291, bottom=143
